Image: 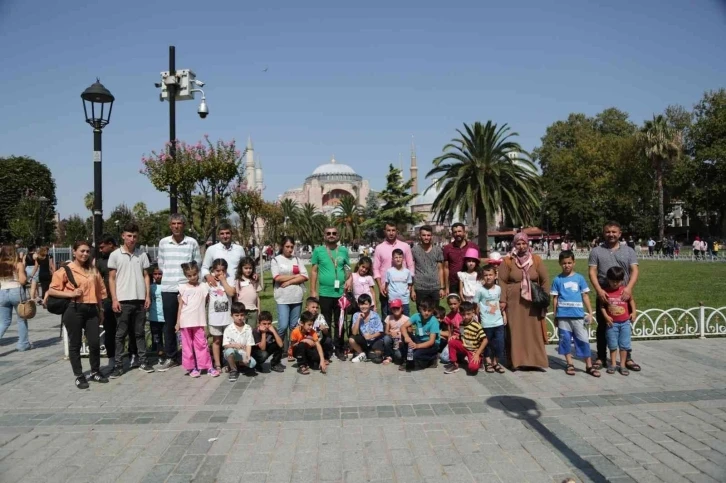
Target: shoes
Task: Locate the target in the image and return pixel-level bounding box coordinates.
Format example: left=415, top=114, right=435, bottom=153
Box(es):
left=157, top=359, right=179, bottom=372
left=429, top=359, right=438, bottom=369
left=109, top=367, right=124, bottom=379
left=138, top=364, right=155, bottom=373
left=443, top=363, right=459, bottom=374
left=75, top=375, right=89, bottom=389
left=209, top=368, right=220, bottom=377
left=228, top=371, right=239, bottom=382
left=189, top=369, right=201, bottom=378
left=89, top=372, right=109, bottom=383
left=335, top=351, right=348, bottom=362
left=129, top=354, right=140, bottom=368
left=351, top=353, right=367, bottom=363
left=271, top=364, right=285, bottom=373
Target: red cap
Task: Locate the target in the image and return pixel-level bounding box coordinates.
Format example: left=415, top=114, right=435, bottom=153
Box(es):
left=389, top=299, right=403, bottom=309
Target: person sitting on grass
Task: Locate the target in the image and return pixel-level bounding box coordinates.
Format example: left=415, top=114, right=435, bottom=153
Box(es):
left=602, top=266, right=636, bottom=376
left=383, top=298, right=409, bottom=364
left=550, top=251, right=598, bottom=377
left=399, top=297, right=440, bottom=371
left=444, top=301, right=487, bottom=375
left=223, top=302, right=256, bottom=382
left=290, top=311, right=328, bottom=375
left=251, top=311, right=285, bottom=373
left=349, top=294, right=385, bottom=363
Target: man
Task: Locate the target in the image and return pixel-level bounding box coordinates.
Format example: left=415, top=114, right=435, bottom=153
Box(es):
left=201, top=222, right=245, bottom=286
left=372, top=222, right=414, bottom=318
left=95, top=234, right=130, bottom=367
left=311, top=227, right=350, bottom=360
left=588, top=220, right=641, bottom=372
left=647, top=237, right=655, bottom=256
left=411, top=225, right=444, bottom=308
left=108, top=223, right=154, bottom=378
left=443, top=223, right=479, bottom=296
left=157, top=214, right=201, bottom=371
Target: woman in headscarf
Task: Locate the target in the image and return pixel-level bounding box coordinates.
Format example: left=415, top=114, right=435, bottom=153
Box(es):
left=498, top=232, right=549, bottom=370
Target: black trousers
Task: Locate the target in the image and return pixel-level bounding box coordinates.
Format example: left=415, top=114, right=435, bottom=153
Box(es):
left=596, top=299, right=632, bottom=363
left=351, top=333, right=385, bottom=355
left=114, top=300, right=148, bottom=367
left=448, top=280, right=460, bottom=298
left=319, top=296, right=343, bottom=351
left=150, top=323, right=165, bottom=352
left=103, top=299, right=136, bottom=359
left=251, top=340, right=283, bottom=368
left=378, top=293, right=389, bottom=318
left=161, top=292, right=180, bottom=359
left=293, top=343, right=320, bottom=367
left=64, top=303, right=101, bottom=377
left=414, top=288, right=440, bottom=309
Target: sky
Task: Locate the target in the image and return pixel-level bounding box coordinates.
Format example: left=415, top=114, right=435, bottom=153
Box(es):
left=1, top=0, right=725, bottom=219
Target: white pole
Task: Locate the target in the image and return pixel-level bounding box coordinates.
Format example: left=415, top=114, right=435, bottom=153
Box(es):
left=699, top=302, right=706, bottom=339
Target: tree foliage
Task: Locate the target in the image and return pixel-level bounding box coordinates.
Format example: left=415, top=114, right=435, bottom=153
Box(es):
left=333, top=195, right=364, bottom=244
left=58, top=215, right=90, bottom=246
left=365, top=164, right=422, bottom=232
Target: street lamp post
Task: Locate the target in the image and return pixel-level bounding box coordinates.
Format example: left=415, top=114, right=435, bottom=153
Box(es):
left=81, top=79, right=115, bottom=251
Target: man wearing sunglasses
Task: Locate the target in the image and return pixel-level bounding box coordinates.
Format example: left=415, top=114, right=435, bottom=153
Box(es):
left=310, top=227, right=350, bottom=361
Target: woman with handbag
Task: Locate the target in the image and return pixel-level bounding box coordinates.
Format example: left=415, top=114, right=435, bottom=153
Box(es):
left=271, top=236, right=309, bottom=360
left=0, top=245, right=32, bottom=351
left=48, top=241, right=108, bottom=389
left=499, top=232, right=550, bottom=370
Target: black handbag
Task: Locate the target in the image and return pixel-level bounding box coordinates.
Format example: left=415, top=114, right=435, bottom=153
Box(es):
left=46, top=266, right=78, bottom=315
left=530, top=282, right=550, bottom=309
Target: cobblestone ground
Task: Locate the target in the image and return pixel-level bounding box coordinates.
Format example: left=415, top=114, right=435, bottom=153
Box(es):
left=1, top=310, right=726, bottom=483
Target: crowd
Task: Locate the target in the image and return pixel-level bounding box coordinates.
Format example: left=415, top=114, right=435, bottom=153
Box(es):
left=0, top=215, right=645, bottom=389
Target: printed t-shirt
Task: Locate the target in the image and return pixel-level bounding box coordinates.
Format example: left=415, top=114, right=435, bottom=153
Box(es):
left=385, top=267, right=412, bottom=304
left=457, top=271, right=480, bottom=301
left=408, top=313, right=440, bottom=345
left=460, top=320, right=486, bottom=352
left=252, top=327, right=275, bottom=346
left=473, top=284, right=504, bottom=328
left=207, top=276, right=235, bottom=327
left=311, top=245, right=349, bottom=298
left=351, top=273, right=375, bottom=301
left=550, top=273, right=589, bottom=319
left=605, top=286, right=631, bottom=323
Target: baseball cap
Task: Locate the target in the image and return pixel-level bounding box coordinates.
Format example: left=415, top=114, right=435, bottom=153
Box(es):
left=389, top=299, right=403, bottom=309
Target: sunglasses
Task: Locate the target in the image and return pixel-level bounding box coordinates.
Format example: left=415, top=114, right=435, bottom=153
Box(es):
left=325, top=231, right=337, bottom=235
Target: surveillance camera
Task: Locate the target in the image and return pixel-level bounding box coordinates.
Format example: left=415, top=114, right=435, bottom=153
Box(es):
left=154, top=82, right=162, bottom=88
left=198, top=98, right=209, bottom=119
left=193, top=79, right=205, bottom=87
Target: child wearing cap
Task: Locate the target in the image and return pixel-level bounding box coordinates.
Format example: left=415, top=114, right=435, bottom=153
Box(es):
left=457, top=247, right=481, bottom=302
left=383, top=298, right=410, bottom=364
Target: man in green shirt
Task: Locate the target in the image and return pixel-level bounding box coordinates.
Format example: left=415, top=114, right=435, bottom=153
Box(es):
left=311, top=226, right=350, bottom=361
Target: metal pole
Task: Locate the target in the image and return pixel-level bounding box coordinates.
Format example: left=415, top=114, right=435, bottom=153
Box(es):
left=93, top=128, right=103, bottom=250
left=169, top=45, right=178, bottom=214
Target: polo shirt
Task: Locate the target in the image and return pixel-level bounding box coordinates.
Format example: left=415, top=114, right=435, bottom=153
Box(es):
left=158, top=235, right=202, bottom=293
left=311, top=245, right=349, bottom=298
left=201, top=242, right=246, bottom=277
left=108, top=247, right=150, bottom=301
left=443, top=241, right=479, bottom=285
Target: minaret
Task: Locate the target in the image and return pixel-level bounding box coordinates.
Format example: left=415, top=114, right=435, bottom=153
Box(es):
left=255, top=158, right=263, bottom=193
left=245, top=136, right=256, bottom=190
left=410, top=135, right=418, bottom=195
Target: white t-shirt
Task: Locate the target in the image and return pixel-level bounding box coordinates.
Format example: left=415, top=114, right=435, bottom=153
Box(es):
left=223, top=323, right=255, bottom=348
left=207, top=276, right=235, bottom=327
left=457, top=271, right=480, bottom=301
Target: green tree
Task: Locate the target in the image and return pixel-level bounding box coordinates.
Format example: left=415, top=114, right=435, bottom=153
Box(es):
left=230, top=187, right=265, bottom=244
left=366, top=164, right=421, bottom=231
left=104, top=204, right=135, bottom=239
left=297, top=203, right=327, bottom=247
left=363, top=191, right=379, bottom=219
left=279, top=199, right=300, bottom=237
left=59, top=215, right=90, bottom=245
left=259, top=201, right=284, bottom=246
left=428, top=121, right=541, bottom=256
left=333, top=195, right=363, bottom=244
left=84, top=192, right=94, bottom=215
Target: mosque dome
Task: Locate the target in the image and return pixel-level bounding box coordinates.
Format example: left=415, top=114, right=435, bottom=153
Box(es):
left=306, top=156, right=362, bottom=183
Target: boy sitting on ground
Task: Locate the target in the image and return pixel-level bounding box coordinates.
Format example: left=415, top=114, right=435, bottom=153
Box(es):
left=444, top=302, right=487, bottom=375
left=399, top=297, right=440, bottom=371
left=251, top=311, right=285, bottom=373
left=290, top=311, right=328, bottom=375
left=349, top=294, right=385, bottom=363
left=223, top=302, right=256, bottom=382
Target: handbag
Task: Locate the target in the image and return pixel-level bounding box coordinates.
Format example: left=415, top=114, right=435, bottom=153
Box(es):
left=530, top=256, right=550, bottom=309
left=46, top=266, right=78, bottom=315
left=17, top=289, right=36, bottom=320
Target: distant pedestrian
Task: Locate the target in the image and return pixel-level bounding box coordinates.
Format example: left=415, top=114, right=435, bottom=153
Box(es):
left=0, top=245, right=31, bottom=352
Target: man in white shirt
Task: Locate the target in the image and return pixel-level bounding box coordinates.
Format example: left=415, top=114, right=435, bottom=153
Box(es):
left=202, top=223, right=246, bottom=286
left=647, top=237, right=656, bottom=255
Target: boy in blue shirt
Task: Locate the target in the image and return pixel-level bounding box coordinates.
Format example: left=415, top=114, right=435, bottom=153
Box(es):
left=399, top=297, right=440, bottom=371
left=551, top=250, right=599, bottom=377
left=349, top=294, right=385, bottom=363
left=385, top=249, right=413, bottom=315
left=473, top=264, right=507, bottom=373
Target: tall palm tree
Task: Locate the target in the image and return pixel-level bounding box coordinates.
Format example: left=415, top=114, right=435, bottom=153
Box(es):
left=333, top=195, right=363, bottom=244
left=426, top=121, right=541, bottom=257
left=297, top=203, right=325, bottom=247
left=279, top=198, right=300, bottom=237
left=637, top=115, right=682, bottom=240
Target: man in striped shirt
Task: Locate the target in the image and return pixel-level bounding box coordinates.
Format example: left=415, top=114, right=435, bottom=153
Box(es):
left=157, top=214, right=201, bottom=371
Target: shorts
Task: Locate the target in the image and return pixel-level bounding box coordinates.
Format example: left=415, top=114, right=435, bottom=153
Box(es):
left=557, top=318, right=591, bottom=358
left=606, top=322, right=632, bottom=352
left=223, top=348, right=257, bottom=367
left=209, top=325, right=227, bottom=337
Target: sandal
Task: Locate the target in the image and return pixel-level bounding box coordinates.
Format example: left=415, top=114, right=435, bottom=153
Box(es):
left=288, top=356, right=296, bottom=362
left=485, top=363, right=495, bottom=373
left=625, top=360, right=641, bottom=372
left=585, top=366, right=601, bottom=378
left=619, top=367, right=630, bottom=376
left=493, top=364, right=506, bottom=374
left=382, top=357, right=392, bottom=365
left=565, top=364, right=576, bottom=376
left=297, top=365, right=310, bottom=375
left=592, top=360, right=603, bottom=370
left=606, top=365, right=616, bottom=375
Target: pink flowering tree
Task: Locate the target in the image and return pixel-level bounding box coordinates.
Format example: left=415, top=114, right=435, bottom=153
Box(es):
left=141, top=136, right=245, bottom=241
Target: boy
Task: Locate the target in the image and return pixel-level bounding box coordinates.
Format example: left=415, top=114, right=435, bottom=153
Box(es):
left=223, top=302, right=256, bottom=382
left=306, top=296, right=334, bottom=362
left=385, top=248, right=413, bottom=315
left=444, top=302, right=487, bottom=374
left=399, top=297, right=440, bottom=371
left=473, top=264, right=507, bottom=374
left=251, top=311, right=285, bottom=373
left=551, top=251, right=598, bottom=377
left=290, top=311, right=328, bottom=374
left=349, top=294, right=385, bottom=363
left=603, top=266, right=636, bottom=376
left=383, top=299, right=409, bottom=364
left=148, top=265, right=165, bottom=358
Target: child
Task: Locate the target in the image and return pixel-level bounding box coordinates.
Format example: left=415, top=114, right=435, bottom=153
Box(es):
left=473, top=264, right=507, bottom=374
left=550, top=251, right=598, bottom=377
left=399, top=297, right=440, bottom=371
left=351, top=256, right=376, bottom=306
left=385, top=249, right=413, bottom=315
left=443, top=294, right=463, bottom=338
left=306, top=297, right=334, bottom=362
left=176, top=261, right=216, bottom=378
left=223, top=302, right=256, bottom=382
left=207, top=259, right=236, bottom=375
left=434, top=305, right=449, bottom=352
left=148, top=265, right=165, bottom=358
left=290, top=311, right=328, bottom=374
left=235, top=257, right=261, bottom=328
left=251, top=311, right=285, bottom=373
left=602, top=266, right=636, bottom=376
left=457, top=247, right=481, bottom=302
left=383, top=299, right=409, bottom=364
left=444, top=301, right=487, bottom=375
left=349, top=294, right=385, bottom=363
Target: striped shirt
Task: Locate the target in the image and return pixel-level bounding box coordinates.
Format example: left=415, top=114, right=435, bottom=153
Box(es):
left=461, top=320, right=486, bottom=352
left=158, top=236, right=202, bottom=293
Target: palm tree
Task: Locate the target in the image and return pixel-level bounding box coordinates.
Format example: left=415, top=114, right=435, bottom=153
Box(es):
left=279, top=199, right=300, bottom=237
left=333, top=195, right=363, bottom=244
left=297, top=203, right=325, bottom=248
left=426, top=121, right=541, bottom=257
left=84, top=192, right=94, bottom=214
left=637, top=115, right=682, bottom=240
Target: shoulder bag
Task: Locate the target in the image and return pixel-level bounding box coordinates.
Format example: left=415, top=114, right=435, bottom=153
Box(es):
left=46, top=266, right=78, bottom=315
left=530, top=256, right=550, bottom=309
left=17, top=287, right=36, bottom=320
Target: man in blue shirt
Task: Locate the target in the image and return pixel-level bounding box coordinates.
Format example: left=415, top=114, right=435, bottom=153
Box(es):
left=399, top=297, right=440, bottom=371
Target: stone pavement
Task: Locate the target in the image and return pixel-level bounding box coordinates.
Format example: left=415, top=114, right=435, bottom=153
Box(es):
left=1, top=309, right=726, bottom=483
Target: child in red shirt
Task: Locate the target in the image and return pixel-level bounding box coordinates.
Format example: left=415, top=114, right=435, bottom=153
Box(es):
left=602, top=267, right=637, bottom=376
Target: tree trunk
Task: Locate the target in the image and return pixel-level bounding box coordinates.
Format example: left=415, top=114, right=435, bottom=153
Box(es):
left=657, top=162, right=665, bottom=240
left=477, top=208, right=488, bottom=258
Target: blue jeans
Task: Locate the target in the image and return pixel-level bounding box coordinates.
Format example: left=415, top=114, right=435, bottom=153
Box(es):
left=483, top=325, right=505, bottom=361
left=606, top=322, right=632, bottom=352
left=0, top=288, right=31, bottom=351
left=276, top=303, right=302, bottom=342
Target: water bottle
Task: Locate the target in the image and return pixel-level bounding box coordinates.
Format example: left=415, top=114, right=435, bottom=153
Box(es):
left=407, top=344, right=414, bottom=361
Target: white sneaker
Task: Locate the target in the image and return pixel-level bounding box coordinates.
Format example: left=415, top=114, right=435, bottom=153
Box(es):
left=351, top=353, right=367, bottom=363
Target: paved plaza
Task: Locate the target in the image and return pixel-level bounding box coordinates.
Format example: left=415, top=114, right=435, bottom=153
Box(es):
left=1, top=310, right=726, bottom=483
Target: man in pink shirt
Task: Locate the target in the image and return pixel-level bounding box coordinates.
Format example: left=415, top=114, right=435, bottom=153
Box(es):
left=373, top=222, right=414, bottom=317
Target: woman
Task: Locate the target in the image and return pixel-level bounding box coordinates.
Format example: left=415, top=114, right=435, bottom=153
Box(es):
left=24, top=246, right=40, bottom=302
left=48, top=241, right=108, bottom=389
left=36, top=246, right=56, bottom=303
left=0, top=245, right=31, bottom=351
left=499, top=232, right=549, bottom=370
left=271, top=236, right=309, bottom=357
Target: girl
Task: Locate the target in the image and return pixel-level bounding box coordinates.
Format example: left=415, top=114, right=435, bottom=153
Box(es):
left=350, top=256, right=375, bottom=305
left=457, top=247, right=481, bottom=302
left=176, top=261, right=216, bottom=378
left=208, top=258, right=235, bottom=375
left=0, top=245, right=31, bottom=353
left=235, top=257, right=261, bottom=329
left=148, top=266, right=165, bottom=358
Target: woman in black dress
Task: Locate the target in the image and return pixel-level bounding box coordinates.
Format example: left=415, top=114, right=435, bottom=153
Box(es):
left=36, top=246, right=55, bottom=302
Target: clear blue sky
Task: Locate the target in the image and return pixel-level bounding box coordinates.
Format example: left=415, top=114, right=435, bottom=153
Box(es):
left=2, top=0, right=725, bottom=219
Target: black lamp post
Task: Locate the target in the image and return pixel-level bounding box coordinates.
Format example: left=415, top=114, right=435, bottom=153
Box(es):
left=81, top=79, right=114, bottom=251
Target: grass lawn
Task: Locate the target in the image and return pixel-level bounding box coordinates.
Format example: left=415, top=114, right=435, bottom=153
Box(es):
left=255, top=260, right=726, bottom=319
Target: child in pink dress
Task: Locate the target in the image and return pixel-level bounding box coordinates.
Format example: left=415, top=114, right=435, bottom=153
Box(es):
left=176, top=261, right=214, bottom=377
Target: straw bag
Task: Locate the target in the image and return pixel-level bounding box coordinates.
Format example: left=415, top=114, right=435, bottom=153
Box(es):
left=18, top=290, right=36, bottom=320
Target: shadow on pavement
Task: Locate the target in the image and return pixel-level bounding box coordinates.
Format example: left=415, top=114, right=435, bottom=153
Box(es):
left=486, top=395, right=607, bottom=483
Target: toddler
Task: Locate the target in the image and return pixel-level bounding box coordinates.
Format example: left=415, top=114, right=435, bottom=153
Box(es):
left=603, top=267, right=636, bottom=376
left=176, top=262, right=216, bottom=377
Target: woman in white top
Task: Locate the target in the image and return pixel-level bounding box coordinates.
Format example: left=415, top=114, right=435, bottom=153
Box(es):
left=0, top=245, right=31, bottom=351
left=271, top=236, right=309, bottom=346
